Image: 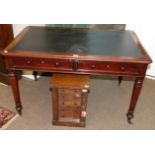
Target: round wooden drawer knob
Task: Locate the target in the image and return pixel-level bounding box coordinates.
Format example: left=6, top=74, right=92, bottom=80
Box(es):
left=41, top=60, right=45, bottom=64
left=74, top=102, right=80, bottom=106
left=55, top=62, right=60, bottom=67
left=75, top=94, right=80, bottom=98
left=120, top=66, right=125, bottom=71
left=26, top=60, right=32, bottom=65
left=91, top=64, right=96, bottom=69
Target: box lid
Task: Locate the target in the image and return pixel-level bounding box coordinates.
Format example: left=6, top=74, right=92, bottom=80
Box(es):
left=51, top=73, right=90, bottom=89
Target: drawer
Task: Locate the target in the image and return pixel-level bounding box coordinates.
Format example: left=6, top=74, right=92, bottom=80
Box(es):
left=12, top=57, right=73, bottom=71
left=77, top=60, right=140, bottom=75
left=58, top=89, right=82, bottom=107
left=59, top=106, right=81, bottom=118
left=58, top=89, right=81, bottom=96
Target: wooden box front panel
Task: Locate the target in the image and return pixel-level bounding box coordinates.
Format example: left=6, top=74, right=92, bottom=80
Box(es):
left=51, top=73, right=90, bottom=126
left=58, top=89, right=82, bottom=119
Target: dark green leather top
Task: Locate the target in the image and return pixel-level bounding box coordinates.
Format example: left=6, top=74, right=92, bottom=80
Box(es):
left=12, top=26, right=142, bottom=58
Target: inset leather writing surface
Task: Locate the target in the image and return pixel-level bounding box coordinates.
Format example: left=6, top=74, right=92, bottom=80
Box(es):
left=12, top=26, right=142, bottom=58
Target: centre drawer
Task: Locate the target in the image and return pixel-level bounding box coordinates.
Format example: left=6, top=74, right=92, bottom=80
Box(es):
left=12, top=57, right=73, bottom=70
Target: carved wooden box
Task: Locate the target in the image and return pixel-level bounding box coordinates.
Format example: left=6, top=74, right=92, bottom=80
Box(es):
left=50, top=73, right=90, bottom=127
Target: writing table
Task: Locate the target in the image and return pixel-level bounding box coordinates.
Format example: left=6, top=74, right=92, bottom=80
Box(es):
left=2, top=26, right=152, bottom=123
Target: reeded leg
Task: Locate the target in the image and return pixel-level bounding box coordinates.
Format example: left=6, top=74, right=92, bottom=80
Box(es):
left=127, top=77, right=144, bottom=124
left=118, top=76, right=123, bottom=85
left=8, top=70, right=23, bottom=115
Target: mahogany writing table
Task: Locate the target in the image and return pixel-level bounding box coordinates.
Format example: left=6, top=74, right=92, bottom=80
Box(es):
left=2, top=26, right=152, bottom=123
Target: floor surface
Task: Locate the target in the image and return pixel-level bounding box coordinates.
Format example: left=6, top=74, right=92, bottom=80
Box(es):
left=0, top=76, right=155, bottom=130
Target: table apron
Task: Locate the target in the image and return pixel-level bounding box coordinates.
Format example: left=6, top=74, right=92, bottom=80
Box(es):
left=6, top=57, right=148, bottom=77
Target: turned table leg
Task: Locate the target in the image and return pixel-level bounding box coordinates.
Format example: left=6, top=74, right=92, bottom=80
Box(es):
left=8, top=71, right=23, bottom=115
left=33, top=71, right=38, bottom=81
left=118, top=76, right=123, bottom=85
left=127, top=77, right=144, bottom=124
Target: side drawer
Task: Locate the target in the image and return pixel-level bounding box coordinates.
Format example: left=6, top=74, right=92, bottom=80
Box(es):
left=77, top=60, right=140, bottom=75
left=12, top=57, right=73, bottom=71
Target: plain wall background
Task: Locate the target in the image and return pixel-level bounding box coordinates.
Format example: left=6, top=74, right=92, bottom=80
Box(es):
left=126, top=24, right=155, bottom=76
left=13, top=24, right=45, bottom=36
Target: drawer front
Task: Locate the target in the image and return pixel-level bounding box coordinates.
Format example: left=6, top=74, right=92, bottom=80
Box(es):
left=77, top=60, right=140, bottom=75
left=12, top=57, right=73, bottom=71
left=58, top=89, right=82, bottom=107
left=11, top=57, right=141, bottom=75
left=59, top=106, right=81, bottom=118
left=58, top=89, right=82, bottom=118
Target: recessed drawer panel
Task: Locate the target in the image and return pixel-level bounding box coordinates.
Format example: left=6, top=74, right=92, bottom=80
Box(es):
left=12, top=57, right=73, bottom=70
left=59, top=107, right=81, bottom=118
left=58, top=89, right=82, bottom=107
left=78, top=60, right=140, bottom=75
